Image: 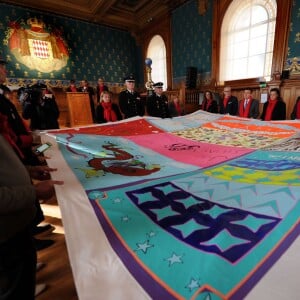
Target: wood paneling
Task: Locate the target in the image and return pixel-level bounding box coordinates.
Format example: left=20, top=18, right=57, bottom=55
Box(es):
left=66, top=92, right=93, bottom=127
left=281, top=79, right=300, bottom=119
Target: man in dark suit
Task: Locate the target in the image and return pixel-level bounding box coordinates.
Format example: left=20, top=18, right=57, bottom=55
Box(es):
left=96, top=78, right=109, bottom=103
left=238, top=88, right=259, bottom=118
left=146, top=82, right=170, bottom=118
left=219, top=86, right=238, bottom=115
left=118, top=75, right=145, bottom=119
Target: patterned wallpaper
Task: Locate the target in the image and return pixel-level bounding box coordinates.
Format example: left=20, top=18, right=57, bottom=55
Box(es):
left=1, top=1, right=298, bottom=90
left=172, top=0, right=300, bottom=85
left=286, top=0, right=300, bottom=74
left=0, top=3, right=141, bottom=88
left=171, top=0, right=212, bottom=86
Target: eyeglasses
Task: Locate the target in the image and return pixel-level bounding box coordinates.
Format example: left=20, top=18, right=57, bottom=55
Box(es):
left=224, top=90, right=230, bottom=92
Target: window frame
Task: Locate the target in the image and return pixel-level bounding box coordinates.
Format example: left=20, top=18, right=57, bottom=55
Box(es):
left=146, top=35, right=168, bottom=90
left=212, top=0, right=293, bottom=85
left=139, top=15, right=172, bottom=90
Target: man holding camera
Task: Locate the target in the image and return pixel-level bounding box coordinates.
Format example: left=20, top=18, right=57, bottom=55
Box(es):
left=22, top=87, right=60, bottom=131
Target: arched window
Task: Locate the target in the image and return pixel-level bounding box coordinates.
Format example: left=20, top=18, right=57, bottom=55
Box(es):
left=147, top=35, right=167, bottom=90
left=219, top=0, right=277, bottom=82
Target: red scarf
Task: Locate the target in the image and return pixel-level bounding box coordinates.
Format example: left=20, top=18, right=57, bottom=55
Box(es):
left=70, top=86, right=77, bottom=92
left=238, top=97, right=252, bottom=118
left=175, top=102, right=181, bottom=115
left=205, top=99, right=212, bottom=111
left=264, top=99, right=278, bottom=121
left=223, top=96, right=229, bottom=108
left=296, top=100, right=300, bottom=119
left=101, top=102, right=117, bottom=122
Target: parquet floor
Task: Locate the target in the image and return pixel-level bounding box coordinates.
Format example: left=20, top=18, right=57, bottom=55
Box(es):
left=35, top=196, right=78, bottom=300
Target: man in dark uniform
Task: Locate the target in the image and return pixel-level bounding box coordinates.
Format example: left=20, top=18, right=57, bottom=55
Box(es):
left=118, top=75, right=145, bottom=119
left=146, top=82, right=170, bottom=118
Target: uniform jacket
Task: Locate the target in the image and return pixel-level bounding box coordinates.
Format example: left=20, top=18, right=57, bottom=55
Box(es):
left=146, top=93, right=170, bottom=118
left=119, top=90, right=145, bottom=119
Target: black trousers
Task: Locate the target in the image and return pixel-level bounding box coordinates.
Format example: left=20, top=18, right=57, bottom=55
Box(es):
left=0, top=230, right=37, bottom=300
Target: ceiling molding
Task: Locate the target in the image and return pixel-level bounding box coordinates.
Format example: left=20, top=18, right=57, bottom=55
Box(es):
left=3, top=0, right=188, bottom=32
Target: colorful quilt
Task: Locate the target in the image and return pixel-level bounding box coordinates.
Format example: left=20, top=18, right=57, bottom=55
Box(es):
left=44, top=112, right=300, bottom=300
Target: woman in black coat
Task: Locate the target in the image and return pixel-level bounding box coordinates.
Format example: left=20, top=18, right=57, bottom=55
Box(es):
left=202, top=90, right=218, bottom=113
left=260, top=88, right=286, bottom=121
left=96, top=91, right=122, bottom=123
left=291, top=96, right=300, bottom=120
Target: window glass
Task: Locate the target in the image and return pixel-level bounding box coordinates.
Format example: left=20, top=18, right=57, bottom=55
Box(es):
left=220, top=0, right=277, bottom=81
left=147, top=35, right=167, bottom=90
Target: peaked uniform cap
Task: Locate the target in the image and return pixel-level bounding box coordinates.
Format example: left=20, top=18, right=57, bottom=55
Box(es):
left=153, top=82, right=163, bottom=88
left=124, top=75, right=135, bottom=82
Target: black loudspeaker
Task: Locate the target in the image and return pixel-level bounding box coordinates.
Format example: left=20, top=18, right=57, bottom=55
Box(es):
left=186, top=67, right=197, bottom=89
left=281, top=70, right=290, bottom=80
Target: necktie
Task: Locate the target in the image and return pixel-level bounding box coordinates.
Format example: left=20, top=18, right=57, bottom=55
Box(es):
left=244, top=99, right=248, bottom=109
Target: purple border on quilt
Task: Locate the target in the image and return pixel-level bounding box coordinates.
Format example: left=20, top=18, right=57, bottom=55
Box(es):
left=90, top=200, right=178, bottom=300
left=231, top=222, right=300, bottom=299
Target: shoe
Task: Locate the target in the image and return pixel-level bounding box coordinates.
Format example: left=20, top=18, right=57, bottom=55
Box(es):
left=34, top=238, right=55, bottom=251
left=33, top=224, right=55, bottom=236
left=36, top=262, right=46, bottom=272
left=35, top=283, right=47, bottom=297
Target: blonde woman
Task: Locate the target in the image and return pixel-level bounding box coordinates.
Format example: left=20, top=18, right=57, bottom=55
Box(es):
left=96, top=91, right=122, bottom=123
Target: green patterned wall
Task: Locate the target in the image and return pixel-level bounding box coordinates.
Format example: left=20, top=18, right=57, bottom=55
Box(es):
left=171, top=0, right=212, bottom=86
left=286, top=0, right=300, bottom=74
left=0, top=3, right=141, bottom=88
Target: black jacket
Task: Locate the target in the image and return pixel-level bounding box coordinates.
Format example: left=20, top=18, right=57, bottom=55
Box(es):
left=219, top=95, right=238, bottom=115
left=119, top=90, right=145, bottom=119
left=96, top=103, right=122, bottom=123
left=202, top=99, right=218, bottom=113
left=291, top=97, right=300, bottom=120
left=146, top=93, right=170, bottom=118
left=22, top=96, right=60, bottom=130
left=260, top=100, right=286, bottom=121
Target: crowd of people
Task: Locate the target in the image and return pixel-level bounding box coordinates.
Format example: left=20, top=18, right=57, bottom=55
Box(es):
left=0, top=56, right=63, bottom=299
left=14, top=74, right=294, bottom=126
left=201, top=86, right=295, bottom=121
left=1, top=50, right=300, bottom=299
left=69, top=78, right=298, bottom=122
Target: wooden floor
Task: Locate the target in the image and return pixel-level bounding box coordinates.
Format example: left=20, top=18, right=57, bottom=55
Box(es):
left=36, top=196, right=78, bottom=300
